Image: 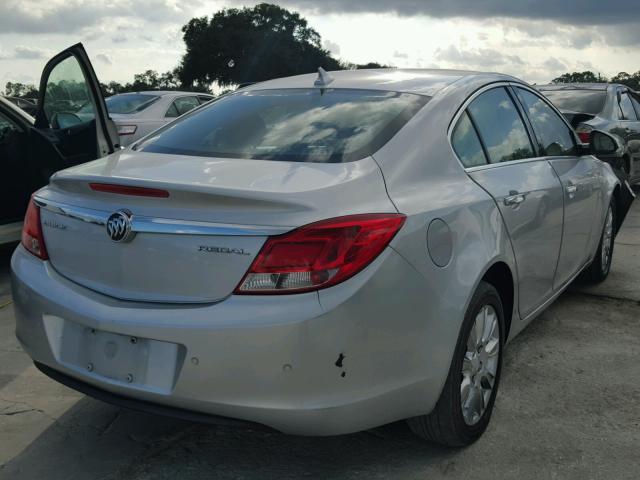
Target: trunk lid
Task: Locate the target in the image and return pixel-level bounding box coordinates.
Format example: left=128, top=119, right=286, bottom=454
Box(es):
left=36, top=150, right=395, bottom=303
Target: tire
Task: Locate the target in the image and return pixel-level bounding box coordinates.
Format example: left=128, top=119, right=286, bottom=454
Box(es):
left=583, top=200, right=616, bottom=284
left=407, top=281, right=505, bottom=447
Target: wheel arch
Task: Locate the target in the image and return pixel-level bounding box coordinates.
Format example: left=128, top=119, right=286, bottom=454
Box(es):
left=480, top=261, right=515, bottom=340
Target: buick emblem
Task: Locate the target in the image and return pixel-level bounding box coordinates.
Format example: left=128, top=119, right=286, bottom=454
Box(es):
left=106, top=210, right=135, bottom=243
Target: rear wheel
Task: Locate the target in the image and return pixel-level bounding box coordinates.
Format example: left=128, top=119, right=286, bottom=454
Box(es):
left=583, top=200, right=616, bottom=283
left=407, top=281, right=504, bottom=446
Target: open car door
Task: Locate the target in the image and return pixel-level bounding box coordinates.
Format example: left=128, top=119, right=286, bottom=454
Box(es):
left=33, top=43, right=119, bottom=168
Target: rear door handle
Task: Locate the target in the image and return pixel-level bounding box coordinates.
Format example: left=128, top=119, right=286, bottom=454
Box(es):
left=566, top=184, right=577, bottom=198
left=503, top=192, right=526, bottom=207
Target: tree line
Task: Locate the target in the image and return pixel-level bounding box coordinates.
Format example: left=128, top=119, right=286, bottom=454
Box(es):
left=5, top=3, right=387, bottom=99
left=551, top=70, right=640, bottom=89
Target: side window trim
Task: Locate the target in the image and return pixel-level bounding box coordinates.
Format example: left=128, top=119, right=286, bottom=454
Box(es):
left=448, top=81, right=549, bottom=171
left=506, top=85, right=543, bottom=157
left=466, top=85, right=536, bottom=164
left=165, top=95, right=200, bottom=118
left=629, top=92, right=640, bottom=119
left=165, top=100, right=179, bottom=118
left=464, top=107, right=490, bottom=163
left=618, top=90, right=638, bottom=121
left=510, top=83, right=579, bottom=154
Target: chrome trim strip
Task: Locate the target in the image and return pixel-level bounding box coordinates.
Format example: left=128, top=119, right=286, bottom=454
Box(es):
left=34, top=197, right=291, bottom=236
left=447, top=80, right=582, bottom=174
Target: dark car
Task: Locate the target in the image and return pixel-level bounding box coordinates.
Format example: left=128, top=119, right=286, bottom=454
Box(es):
left=3, top=96, right=38, bottom=116
left=537, top=83, right=640, bottom=184
left=0, top=43, right=119, bottom=245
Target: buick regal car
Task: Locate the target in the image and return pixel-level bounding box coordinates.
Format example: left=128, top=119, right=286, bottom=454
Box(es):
left=11, top=61, right=634, bottom=446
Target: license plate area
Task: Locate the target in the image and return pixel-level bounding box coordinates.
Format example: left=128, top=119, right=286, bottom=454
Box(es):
left=43, top=315, right=182, bottom=394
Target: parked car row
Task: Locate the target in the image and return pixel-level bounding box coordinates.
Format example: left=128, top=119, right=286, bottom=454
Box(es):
left=106, top=91, right=213, bottom=146
left=5, top=43, right=635, bottom=448
left=537, top=83, right=640, bottom=184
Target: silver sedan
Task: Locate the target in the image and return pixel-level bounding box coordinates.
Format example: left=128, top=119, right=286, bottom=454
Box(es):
left=11, top=64, right=633, bottom=446
left=105, top=91, right=214, bottom=146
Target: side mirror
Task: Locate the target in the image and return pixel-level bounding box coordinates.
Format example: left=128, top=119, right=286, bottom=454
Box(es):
left=590, top=130, right=625, bottom=159
left=51, top=112, right=83, bottom=129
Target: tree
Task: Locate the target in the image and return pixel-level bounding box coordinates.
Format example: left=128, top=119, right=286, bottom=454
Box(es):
left=339, top=61, right=392, bottom=70
left=611, top=71, right=640, bottom=90
left=5, top=82, right=38, bottom=98
left=99, top=69, right=209, bottom=97
left=178, top=3, right=341, bottom=87
left=551, top=71, right=607, bottom=84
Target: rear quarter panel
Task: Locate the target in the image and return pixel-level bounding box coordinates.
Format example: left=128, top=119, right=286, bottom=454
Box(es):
left=370, top=81, right=521, bottom=395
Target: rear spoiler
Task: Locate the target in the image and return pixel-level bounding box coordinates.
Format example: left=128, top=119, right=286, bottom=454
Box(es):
left=559, top=110, right=596, bottom=128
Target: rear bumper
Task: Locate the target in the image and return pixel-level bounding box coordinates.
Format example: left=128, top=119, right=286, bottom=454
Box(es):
left=11, top=244, right=453, bottom=435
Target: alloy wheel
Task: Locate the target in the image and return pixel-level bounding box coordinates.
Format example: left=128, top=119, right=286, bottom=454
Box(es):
left=461, top=304, right=500, bottom=426
left=601, top=205, right=614, bottom=272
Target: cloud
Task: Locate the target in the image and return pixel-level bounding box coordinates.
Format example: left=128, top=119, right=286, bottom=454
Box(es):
left=0, top=46, right=49, bottom=60
left=322, top=39, right=341, bottom=55
left=542, top=57, right=568, bottom=71
left=433, top=45, right=525, bottom=70
left=269, top=0, right=640, bottom=25
left=96, top=53, right=112, bottom=65
left=0, top=0, right=202, bottom=34
left=393, top=50, right=409, bottom=59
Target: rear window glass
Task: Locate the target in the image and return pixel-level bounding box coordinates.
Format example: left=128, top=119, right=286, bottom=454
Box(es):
left=105, top=94, right=159, bottom=114
left=539, top=90, right=607, bottom=115
left=137, top=88, right=429, bottom=163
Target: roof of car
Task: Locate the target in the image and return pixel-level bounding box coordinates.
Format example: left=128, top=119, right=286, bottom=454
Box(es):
left=243, top=68, right=519, bottom=97
left=536, top=83, right=610, bottom=91
left=115, top=91, right=213, bottom=97
left=0, top=95, right=35, bottom=123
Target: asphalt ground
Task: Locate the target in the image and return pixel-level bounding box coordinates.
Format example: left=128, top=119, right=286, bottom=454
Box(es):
left=1, top=194, right=639, bottom=479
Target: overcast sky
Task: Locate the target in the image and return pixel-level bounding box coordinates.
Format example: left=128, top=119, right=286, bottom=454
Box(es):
left=1, top=0, right=639, bottom=89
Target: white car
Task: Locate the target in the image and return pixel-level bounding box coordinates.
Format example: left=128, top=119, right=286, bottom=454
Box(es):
left=105, top=91, right=214, bottom=146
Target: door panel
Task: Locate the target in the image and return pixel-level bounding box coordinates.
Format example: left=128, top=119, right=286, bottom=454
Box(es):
left=470, top=161, right=564, bottom=317
left=0, top=110, right=30, bottom=223
left=34, top=43, right=117, bottom=166
left=548, top=157, right=601, bottom=287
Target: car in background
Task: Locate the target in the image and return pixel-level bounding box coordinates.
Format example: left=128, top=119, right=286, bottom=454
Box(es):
left=11, top=68, right=634, bottom=446
left=537, top=83, right=640, bottom=184
left=2, top=96, right=38, bottom=116
left=103, top=91, right=214, bottom=146
left=1, top=43, right=118, bottom=246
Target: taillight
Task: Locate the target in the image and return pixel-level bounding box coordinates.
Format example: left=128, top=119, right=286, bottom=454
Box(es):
left=21, top=198, right=48, bottom=260
left=235, top=214, right=406, bottom=294
left=576, top=123, right=593, bottom=144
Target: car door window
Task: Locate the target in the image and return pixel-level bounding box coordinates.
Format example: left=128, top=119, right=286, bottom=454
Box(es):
left=166, top=96, right=200, bottom=118
left=451, top=111, right=487, bottom=168
left=627, top=93, right=640, bottom=119
left=619, top=92, right=637, bottom=120
left=515, top=87, right=577, bottom=156
left=42, top=55, right=96, bottom=129
left=467, top=87, right=534, bottom=163
left=165, top=102, right=179, bottom=118
left=198, top=95, right=213, bottom=104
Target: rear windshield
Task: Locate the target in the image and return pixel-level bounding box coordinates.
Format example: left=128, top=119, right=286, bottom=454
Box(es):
left=105, top=94, right=159, bottom=114
left=539, top=89, right=607, bottom=115
left=136, top=88, right=429, bottom=163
